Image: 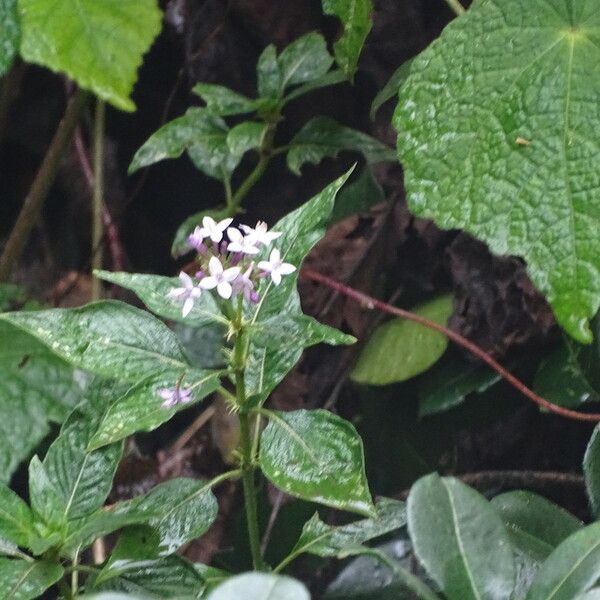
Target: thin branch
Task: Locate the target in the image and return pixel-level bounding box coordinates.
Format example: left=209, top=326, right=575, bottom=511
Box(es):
left=444, top=0, right=466, bottom=16
left=91, top=100, right=106, bottom=300
left=301, top=268, right=600, bottom=423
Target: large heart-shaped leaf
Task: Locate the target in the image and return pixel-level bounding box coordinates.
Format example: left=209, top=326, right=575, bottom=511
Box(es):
left=18, top=0, right=162, bottom=111
left=407, top=473, right=515, bottom=600
left=394, top=0, right=600, bottom=342
left=0, top=0, right=19, bottom=77
left=207, top=573, right=310, bottom=600
left=0, top=559, right=63, bottom=600
left=259, top=409, right=375, bottom=517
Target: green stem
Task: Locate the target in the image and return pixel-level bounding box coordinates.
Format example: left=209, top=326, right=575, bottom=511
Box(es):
left=0, top=89, right=87, bottom=282
left=91, top=99, right=106, bottom=300
left=444, top=0, right=466, bottom=15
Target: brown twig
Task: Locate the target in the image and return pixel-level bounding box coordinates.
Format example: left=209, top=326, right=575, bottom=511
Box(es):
left=301, top=268, right=600, bottom=423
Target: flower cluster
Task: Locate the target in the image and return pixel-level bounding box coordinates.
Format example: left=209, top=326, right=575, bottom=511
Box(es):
left=167, top=217, right=295, bottom=317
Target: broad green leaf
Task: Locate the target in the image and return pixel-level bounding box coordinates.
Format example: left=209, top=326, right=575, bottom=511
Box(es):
left=129, top=108, right=238, bottom=180
left=175, top=322, right=225, bottom=370
left=0, top=484, right=35, bottom=547
left=227, top=122, right=268, bottom=159
left=88, top=369, right=221, bottom=449
left=95, top=271, right=224, bottom=327
left=584, top=424, right=600, bottom=517
left=278, top=32, right=333, bottom=92
left=259, top=409, right=375, bottom=517
left=171, top=207, right=231, bottom=258
left=352, top=295, right=454, bottom=385
left=330, top=166, right=384, bottom=223
left=370, top=59, right=413, bottom=119
left=407, top=473, right=515, bottom=600
left=207, top=573, right=310, bottom=600
left=193, top=82, right=257, bottom=116
left=0, top=321, right=83, bottom=482
left=284, top=70, right=347, bottom=103
left=322, top=0, right=373, bottom=77
left=575, top=592, right=600, bottom=600
left=256, top=44, right=281, bottom=99
left=18, top=0, right=162, bottom=111
left=28, top=456, right=66, bottom=531
left=1, top=300, right=194, bottom=382
left=290, top=498, right=406, bottom=559
left=287, top=116, right=395, bottom=175
left=526, top=522, right=600, bottom=600
left=491, top=491, right=583, bottom=562
left=0, top=558, right=63, bottom=600
left=0, top=0, right=18, bottom=77
left=394, top=0, right=600, bottom=342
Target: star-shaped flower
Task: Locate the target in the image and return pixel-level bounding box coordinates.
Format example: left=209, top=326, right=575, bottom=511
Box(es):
left=199, top=256, right=241, bottom=299
left=187, top=226, right=208, bottom=252
left=227, top=227, right=260, bottom=255
left=199, top=216, right=233, bottom=243
left=159, top=386, right=194, bottom=409
left=233, top=263, right=259, bottom=303
left=167, top=272, right=202, bottom=317
left=258, top=248, right=296, bottom=285
left=241, top=221, right=282, bottom=246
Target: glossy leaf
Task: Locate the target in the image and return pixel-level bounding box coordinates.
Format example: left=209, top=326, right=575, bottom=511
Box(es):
left=28, top=456, right=66, bottom=531
left=322, top=0, right=372, bottom=77
left=0, top=558, right=63, bottom=600
left=407, top=473, right=515, bottom=600
left=575, top=592, right=600, bottom=600
left=129, top=108, right=237, bottom=180
left=207, top=573, right=310, bottom=600
left=0, top=483, right=35, bottom=548
left=491, top=491, right=583, bottom=562
left=193, top=82, right=257, bottom=116
left=290, top=497, right=406, bottom=559
left=18, top=0, right=162, bottom=111
left=284, top=70, right=347, bottom=103
left=526, top=522, right=600, bottom=600
left=227, top=122, right=268, bottom=159
left=287, top=116, right=395, bottom=175
left=370, top=59, right=413, bottom=119
left=95, top=271, right=224, bottom=327
left=584, top=424, right=600, bottom=517
left=278, top=32, right=333, bottom=90
left=256, top=44, right=281, bottom=99
left=352, top=295, right=453, bottom=385
left=395, top=0, right=600, bottom=342
left=260, top=409, right=375, bottom=517
left=0, top=0, right=18, bottom=76
left=330, top=165, right=384, bottom=223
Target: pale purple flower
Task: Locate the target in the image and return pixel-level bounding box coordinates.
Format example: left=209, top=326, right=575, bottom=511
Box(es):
left=258, top=248, right=296, bottom=285
left=187, top=226, right=208, bottom=252
left=241, top=221, right=282, bottom=246
left=159, top=386, right=194, bottom=409
left=227, top=227, right=260, bottom=255
left=199, top=256, right=240, bottom=299
left=233, top=263, right=259, bottom=303
left=167, top=272, right=202, bottom=317
left=198, top=216, right=233, bottom=243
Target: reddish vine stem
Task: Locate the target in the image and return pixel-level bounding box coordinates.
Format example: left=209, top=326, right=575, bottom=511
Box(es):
left=301, top=268, right=600, bottom=423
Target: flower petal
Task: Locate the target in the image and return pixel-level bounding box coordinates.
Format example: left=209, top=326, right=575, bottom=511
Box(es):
left=217, top=281, right=233, bottom=299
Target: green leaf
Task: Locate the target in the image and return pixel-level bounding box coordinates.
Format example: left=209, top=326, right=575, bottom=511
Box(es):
left=407, top=473, right=515, bottom=600
left=491, top=491, right=583, bottom=563
left=28, top=456, right=66, bottom=531
left=322, top=0, right=373, bottom=77
left=278, top=32, right=333, bottom=92
left=351, top=295, right=454, bottom=385
left=129, top=108, right=238, bottom=180
left=207, top=573, right=310, bottom=600
left=226, top=121, right=268, bottom=160
left=0, top=483, right=36, bottom=548
left=370, top=59, right=413, bottom=119
left=289, top=497, right=406, bottom=559
left=575, top=592, right=600, bottom=600
left=95, top=271, right=224, bottom=327
left=394, top=0, right=600, bottom=343
left=259, top=409, right=375, bottom=517
left=584, top=424, right=600, bottom=518
left=18, top=0, right=162, bottom=111
left=287, top=116, right=395, bottom=175
left=257, top=44, right=281, bottom=99
left=87, top=369, right=221, bottom=450
left=284, top=70, right=347, bottom=103
left=193, top=83, right=257, bottom=116
left=330, top=166, right=384, bottom=223
left=525, top=522, right=600, bottom=600
left=0, top=558, right=63, bottom=600
left=0, top=0, right=19, bottom=77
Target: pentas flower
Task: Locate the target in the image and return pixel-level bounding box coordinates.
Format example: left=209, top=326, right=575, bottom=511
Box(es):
left=199, top=216, right=233, bottom=243
left=159, top=386, right=193, bottom=409
left=199, top=256, right=240, bottom=299
left=167, top=272, right=202, bottom=317
left=227, top=228, right=260, bottom=255
left=241, top=221, right=282, bottom=246
left=187, top=226, right=208, bottom=252
left=258, top=248, right=296, bottom=285
left=233, top=263, right=259, bottom=303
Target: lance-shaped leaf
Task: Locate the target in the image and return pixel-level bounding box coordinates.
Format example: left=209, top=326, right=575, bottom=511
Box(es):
left=129, top=108, right=238, bottom=180
left=408, top=473, right=515, bottom=600
left=322, top=0, right=373, bottom=77
left=259, top=409, right=375, bottom=517
left=193, top=82, right=257, bottom=116
left=287, top=116, right=395, bottom=175
left=395, top=0, right=600, bottom=343
left=370, top=59, right=413, bottom=119
left=526, top=522, right=600, bottom=600
left=0, top=484, right=36, bottom=548
left=207, top=573, right=310, bottom=600
left=227, top=122, right=268, bottom=160
left=0, top=0, right=19, bottom=77
left=584, top=424, right=600, bottom=518
left=0, top=559, right=63, bottom=600
left=257, top=45, right=281, bottom=99
left=18, top=0, right=162, bottom=111
left=28, top=456, right=66, bottom=531
left=278, top=32, right=333, bottom=92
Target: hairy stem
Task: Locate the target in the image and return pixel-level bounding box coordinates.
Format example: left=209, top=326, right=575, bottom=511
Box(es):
left=444, top=0, right=466, bottom=15
left=0, top=89, right=87, bottom=281
left=91, top=100, right=106, bottom=300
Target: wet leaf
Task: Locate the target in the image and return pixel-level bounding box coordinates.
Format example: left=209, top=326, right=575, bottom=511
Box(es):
left=584, top=424, right=600, bottom=518
left=193, top=83, right=257, bottom=116
left=0, top=0, right=19, bottom=77
left=256, top=45, right=281, bottom=99
left=207, top=572, right=310, bottom=600
left=0, top=483, right=36, bottom=548
left=18, top=0, right=162, bottom=111
left=0, top=559, right=63, bottom=600
left=27, top=456, right=65, bottom=531
left=259, top=409, right=375, bottom=517
left=227, top=122, right=268, bottom=160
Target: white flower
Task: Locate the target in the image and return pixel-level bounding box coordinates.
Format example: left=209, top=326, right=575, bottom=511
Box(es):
left=227, top=227, right=260, bottom=255
left=159, top=386, right=193, bottom=409
left=199, top=256, right=241, bottom=299
left=187, top=226, right=207, bottom=251
left=167, top=272, right=202, bottom=317
left=199, top=216, right=233, bottom=243
left=240, top=221, right=282, bottom=246
left=257, top=248, right=296, bottom=285
left=233, top=263, right=258, bottom=302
